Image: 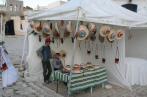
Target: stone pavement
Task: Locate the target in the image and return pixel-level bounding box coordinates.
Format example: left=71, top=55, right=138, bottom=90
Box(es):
left=46, top=82, right=147, bottom=97
left=0, top=63, right=64, bottom=97
left=1, top=63, right=147, bottom=97
left=1, top=75, right=147, bottom=97
left=0, top=79, right=64, bottom=97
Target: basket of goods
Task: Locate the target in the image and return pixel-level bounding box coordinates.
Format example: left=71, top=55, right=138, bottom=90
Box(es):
left=63, top=65, right=71, bottom=73
left=84, top=62, right=94, bottom=70
left=72, top=64, right=82, bottom=73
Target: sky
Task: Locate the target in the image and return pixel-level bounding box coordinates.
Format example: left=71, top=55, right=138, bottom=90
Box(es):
left=23, top=0, right=67, bottom=9
left=0, top=0, right=6, bottom=5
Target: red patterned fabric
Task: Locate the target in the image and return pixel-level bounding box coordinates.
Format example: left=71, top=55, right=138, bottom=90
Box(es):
left=0, top=63, right=8, bottom=71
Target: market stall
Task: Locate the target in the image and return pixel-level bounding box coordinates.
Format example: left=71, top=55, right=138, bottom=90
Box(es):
left=25, top=0, right=147, bottom=95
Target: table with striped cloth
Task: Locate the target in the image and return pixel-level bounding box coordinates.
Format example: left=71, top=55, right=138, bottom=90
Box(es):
left=53, top=66, right=107, bottom=95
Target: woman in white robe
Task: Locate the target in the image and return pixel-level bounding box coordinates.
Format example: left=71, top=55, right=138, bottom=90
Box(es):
left=26, top=33, right=44, bottom=82
left=0, top=46, right=19, bottom=88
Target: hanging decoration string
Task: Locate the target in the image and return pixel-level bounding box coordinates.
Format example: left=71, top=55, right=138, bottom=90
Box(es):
left=115, top=42, right=120, bottom=64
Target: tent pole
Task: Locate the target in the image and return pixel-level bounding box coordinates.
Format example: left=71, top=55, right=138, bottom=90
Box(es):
left=1, top=14, right=4, bottom=42
left=0, top=14, right=2, bottom=42
left=68, top=7, right=81, bottom=96
left=2, top=14, right=4, bottom=42
left=20, top=31, right=28, bottom=69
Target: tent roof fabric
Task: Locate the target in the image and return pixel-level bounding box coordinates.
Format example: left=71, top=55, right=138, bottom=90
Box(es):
left=29, top=0, right=147, bottom=27
left=0, top=0, right=6, bottom=5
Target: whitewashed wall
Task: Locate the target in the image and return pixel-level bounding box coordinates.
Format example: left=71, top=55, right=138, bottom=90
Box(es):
left=4, top=36, right=27, bottom=64
left=11, top=16, right=29, bottom=36
left=125, top=28, right=147, bottom=60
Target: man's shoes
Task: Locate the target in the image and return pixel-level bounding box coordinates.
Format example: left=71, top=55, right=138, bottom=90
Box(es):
left=44, top=80, right=52, bottom=84
left=47, top=80, right=52, bottom=84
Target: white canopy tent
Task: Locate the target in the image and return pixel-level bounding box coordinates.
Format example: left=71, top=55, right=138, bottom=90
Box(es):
left=27, top=0, right=147, bottom=89
left=29, top=0, right=147, bottom=27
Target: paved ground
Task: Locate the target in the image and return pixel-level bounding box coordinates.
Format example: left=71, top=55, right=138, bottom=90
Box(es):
left=0, top=64, right=147, bottom=97
left=1, top=76, right=147, bottom=97
left=45, top=82, right=147, bottom=97
left=0, top=78, right=63, bottom=97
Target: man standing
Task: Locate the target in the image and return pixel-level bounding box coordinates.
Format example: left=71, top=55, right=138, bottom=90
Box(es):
left=37, top=36, right=54, bottom=83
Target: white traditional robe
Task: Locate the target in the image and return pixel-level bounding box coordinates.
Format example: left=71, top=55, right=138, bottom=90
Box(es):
left=26, top=34, right=44, bottom=82
left=0, top=47, right=19, bottom=87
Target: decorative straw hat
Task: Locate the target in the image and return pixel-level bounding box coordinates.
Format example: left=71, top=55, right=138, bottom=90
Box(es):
left=57, top=20, right=66, bottom=38
left=55, top=22, right=59, bottom=33
left=88, top=23, right=97, bottom=33
left=88, top=23, right=97, bottom=41
left=99, top=25, right=111, bottom=37
left=64, top=21, right=72, bottom=37
left=99, top=34, right=105, bottom=43
left=54, top=22, right=60, bottom=38
left=66, top=21, right=73, bottom=33
left=49, top=21, right=56, bottom=36
left=77, top=25, right=89, bottom=40
left=42, top=22, right=50, bottom=35
left=116, top=30, right=125, bottom=40
left=107, top=29, right=116, bottom=43
left=59, top=50, right=67, bottom=58
left=34, top=21, right=43, bottom=33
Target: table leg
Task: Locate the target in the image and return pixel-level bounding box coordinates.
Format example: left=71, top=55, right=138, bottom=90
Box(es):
left=67, top=83, right=71, bottom=97
left=90, top=87, right=93, bottom=95
left=102, top=83, right=105, bottom=88
left=56, top=80, right=59, bottom=93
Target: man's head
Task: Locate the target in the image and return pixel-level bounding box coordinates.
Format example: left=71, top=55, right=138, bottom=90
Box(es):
left=54, top=53, right=61, bottom=59
left=45, top=36, right=51, bottom=46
